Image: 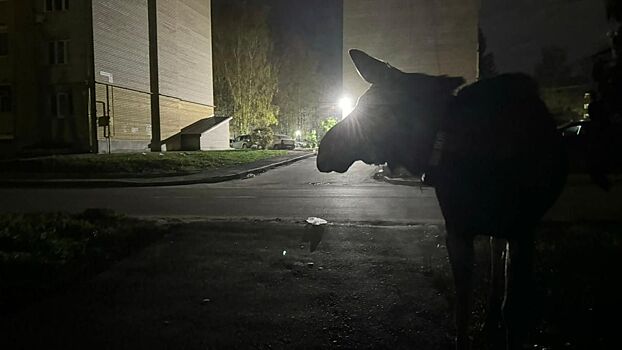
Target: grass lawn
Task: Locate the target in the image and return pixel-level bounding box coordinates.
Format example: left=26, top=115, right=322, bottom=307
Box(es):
left=0, top=209, right=168, bottom=314
left=0, top=150, right=289, bottom=178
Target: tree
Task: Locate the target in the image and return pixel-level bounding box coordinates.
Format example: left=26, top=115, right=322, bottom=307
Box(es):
left=534, top=46, right=573, bottom=87
left=274, top=35, right=322, bottom=137
left=320, top=117, right=338, bottom=133
left=212, top=1, right=279, bottom=135
left=478, top=27, right=497, bottom=79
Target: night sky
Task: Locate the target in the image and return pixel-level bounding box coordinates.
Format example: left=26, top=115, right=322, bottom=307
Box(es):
left=480, top=0, right=614, bottom=74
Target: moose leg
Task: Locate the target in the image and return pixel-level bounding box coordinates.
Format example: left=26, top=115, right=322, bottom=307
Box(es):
left=503, top=236, right=534, bottom=350
left=484, top=237, right=508, bottom=348
left=446, top=232, right=474, bottom=350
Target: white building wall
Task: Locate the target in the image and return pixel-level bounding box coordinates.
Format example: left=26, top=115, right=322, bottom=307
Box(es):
left=200, top=120, right=230, bottom=150
left=343, top=0, right=481, bottom=100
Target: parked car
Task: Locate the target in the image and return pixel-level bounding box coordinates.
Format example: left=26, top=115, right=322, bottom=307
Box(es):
left=230, top=135, right=253, bottom=149
left=272, top=134, right=295, bottom=150
left=295, top=140, right=309, bottom=149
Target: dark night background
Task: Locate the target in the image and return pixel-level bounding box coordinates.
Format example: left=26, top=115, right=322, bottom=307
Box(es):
left=240, top=0, right=612, bottom=78
left=481, top=0, right=612, bottom=74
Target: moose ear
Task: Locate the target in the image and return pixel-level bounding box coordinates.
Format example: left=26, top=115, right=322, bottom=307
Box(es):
left=350, top=49, right=397, bottom=84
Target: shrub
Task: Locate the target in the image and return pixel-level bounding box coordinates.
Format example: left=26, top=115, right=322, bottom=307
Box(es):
left=251, top=128, right=274, bottom=149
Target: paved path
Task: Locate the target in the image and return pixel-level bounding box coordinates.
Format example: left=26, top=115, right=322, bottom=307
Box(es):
left=0, top=156, right=621, bottom=223
left=0, top=158, right=444, bottom=224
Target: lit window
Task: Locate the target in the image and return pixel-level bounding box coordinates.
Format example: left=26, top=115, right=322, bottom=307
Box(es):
left=45, top=0, right=69, bottom=12
left=0, top=86, right=11, bottom=113
left=48, top=40, right=68, bottom=64
left=51, top=91, right=73, bottom=119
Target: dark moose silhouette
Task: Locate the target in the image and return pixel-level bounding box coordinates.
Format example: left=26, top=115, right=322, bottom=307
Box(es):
left=317, top=50, right=568, bottom=350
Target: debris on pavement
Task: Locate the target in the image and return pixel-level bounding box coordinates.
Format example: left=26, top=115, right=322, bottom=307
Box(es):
left=303, top=218, right=327, bottom=252
left=306, top=217, right=328, bottom=226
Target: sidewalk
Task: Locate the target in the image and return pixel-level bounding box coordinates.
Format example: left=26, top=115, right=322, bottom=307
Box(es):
left=377, top=166, right=622, bottom=188
left=0, top=151, right=315, bottom=188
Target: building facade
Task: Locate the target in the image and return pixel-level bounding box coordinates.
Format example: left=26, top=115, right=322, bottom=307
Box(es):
left=0, top=0, right=227, bottom=154
left=343, top=0, right=481, bottom=102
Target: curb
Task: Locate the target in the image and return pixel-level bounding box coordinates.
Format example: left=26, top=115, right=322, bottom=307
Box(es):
left=0, top=152, right=316, bottom=188
left=381, top=176, right=427, bottom=187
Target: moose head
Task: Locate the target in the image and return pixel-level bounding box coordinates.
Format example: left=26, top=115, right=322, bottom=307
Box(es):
left=317, top=49, right=464, bottom=175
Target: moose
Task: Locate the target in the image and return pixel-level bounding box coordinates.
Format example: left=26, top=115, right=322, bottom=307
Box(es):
left=317, top=50, right=568, bottom=350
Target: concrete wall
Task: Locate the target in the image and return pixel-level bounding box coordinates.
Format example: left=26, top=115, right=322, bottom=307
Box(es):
left=92, top=0, right=215, bottom=153
left=199, top=120, right=230, bottom=150
left=93, top=0, right=150, bottom=92
left=160, top=96, right=215, bottom=140
left=96, top=83, right=152, bottom=148
left=0, top=0, right=14, bottom=143
left=0, top=0, right=92, bottom=153
left=343, top=0, right=480, bottom=100
left=158, top=0, right=214, bottom=106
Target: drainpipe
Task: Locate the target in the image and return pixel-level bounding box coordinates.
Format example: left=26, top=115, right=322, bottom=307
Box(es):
left=148, top=0, right=161, bottom=152
left=88, top=0, right=98, bottom=153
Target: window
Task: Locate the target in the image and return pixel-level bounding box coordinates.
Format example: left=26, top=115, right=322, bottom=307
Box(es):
left=0, top=86, right=11, bottom=113
left=0, top=25, right=7, bottom=56
left=48, top=40, right=68, bottom=64
left=51, top=91, right=73, bottom=119
left=45, top=0, right=69, bottom=12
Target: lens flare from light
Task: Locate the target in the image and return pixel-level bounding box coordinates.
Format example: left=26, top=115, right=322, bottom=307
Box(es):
left=338, top=96, right=354, bottom=119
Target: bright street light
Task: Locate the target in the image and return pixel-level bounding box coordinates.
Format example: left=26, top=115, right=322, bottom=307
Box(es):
left=338, top=96, right=354, bottom=119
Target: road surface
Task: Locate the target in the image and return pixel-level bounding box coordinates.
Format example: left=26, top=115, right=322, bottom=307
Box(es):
left=0, top=156, right=620, bottom=223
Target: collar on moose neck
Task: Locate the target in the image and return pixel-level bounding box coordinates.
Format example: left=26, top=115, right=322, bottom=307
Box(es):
left=420, top=130, right=447, bottom=185
left=420, top=99, right=454, bottom=185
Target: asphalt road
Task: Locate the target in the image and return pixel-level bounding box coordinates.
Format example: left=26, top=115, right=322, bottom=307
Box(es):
left=0, top=156, right=620, bottom=223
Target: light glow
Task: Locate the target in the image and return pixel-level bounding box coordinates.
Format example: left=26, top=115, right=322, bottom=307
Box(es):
left=338, top=96, right=354, bottom=119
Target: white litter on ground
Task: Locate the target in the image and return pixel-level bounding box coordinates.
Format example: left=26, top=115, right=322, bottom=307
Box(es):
left=306, top=217, right=328, bottom=226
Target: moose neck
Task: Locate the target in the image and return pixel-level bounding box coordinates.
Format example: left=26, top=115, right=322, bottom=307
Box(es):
left=399, top=95, right=455, bottom=180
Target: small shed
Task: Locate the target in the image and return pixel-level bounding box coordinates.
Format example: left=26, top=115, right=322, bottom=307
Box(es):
left=164, top=117, right=231, bottom=151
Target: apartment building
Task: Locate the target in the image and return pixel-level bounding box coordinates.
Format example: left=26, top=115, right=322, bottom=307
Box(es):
left=0, top=0, right=228, bottom=154
left=343, top=0, right=481, bottom=101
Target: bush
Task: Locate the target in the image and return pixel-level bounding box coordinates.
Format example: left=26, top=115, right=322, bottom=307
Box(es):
left=251, top=128, right=274, bottom=149
left=305, top=130, right=318, bottom=148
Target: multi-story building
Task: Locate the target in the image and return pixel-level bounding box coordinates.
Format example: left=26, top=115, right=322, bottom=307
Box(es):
left=342, top=0, right=481, bottom=104
left=0, top=0, right=229, bottom=154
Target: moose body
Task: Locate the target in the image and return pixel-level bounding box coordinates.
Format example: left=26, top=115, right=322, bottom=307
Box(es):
left=317, top=50, right=568, bottom=350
